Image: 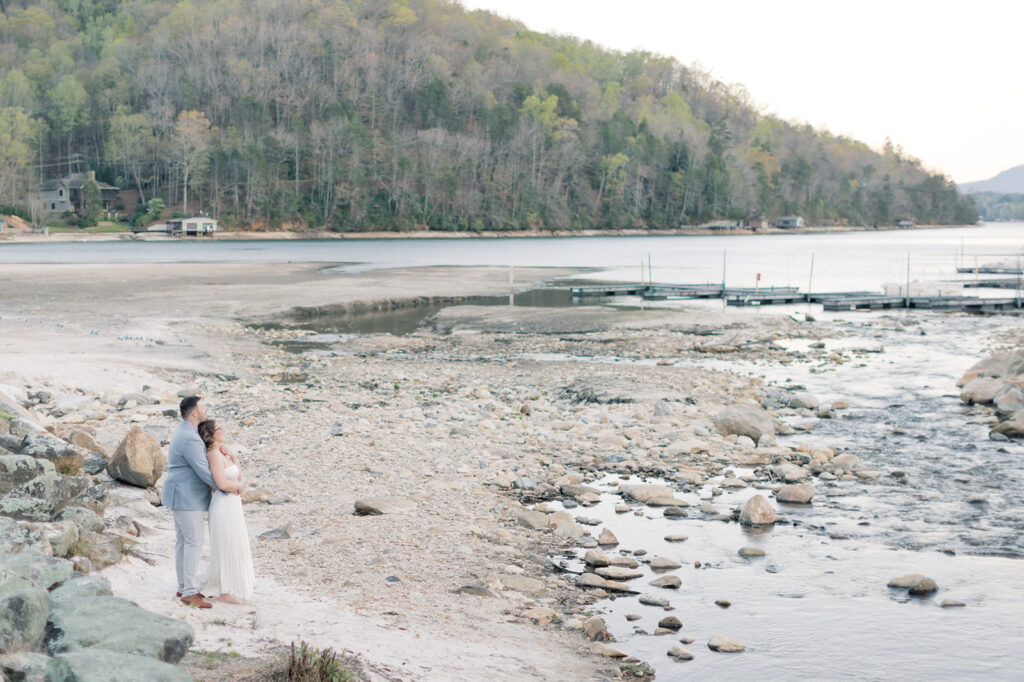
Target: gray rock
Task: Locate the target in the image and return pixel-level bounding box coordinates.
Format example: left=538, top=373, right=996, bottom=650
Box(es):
left=72, top=531, right=125, bottom=570
left=258, top=523, right=292, bottom=540
left=650, top=575, right=681, bottom=589
left=107, top=427, right=165, bottom=488
left=597, top=528, right=618, bottom=546
left=650, top=556, right=682, bottom=570
left=515, top=510, right=548, bottom=529
left=776, top=483, right=815, bottom=504
left=512, top=477, right=537, bottom=490
left=738, top=547, right=765, bottom=558
left=45, top=595, right=194, bottom=663
left=42, top=521, right=79, bottom=558
left=827, top=453, right=860, bottom=473
left=595, top=566, right=642, bottom=580
left=80, top=451, right=109, bottom=476
left=887, top=573, right=925, bottom=588
left=0, top=585, right=48, bottom=653
left=66, top=485, right=108, bottom=516
left=499, top=574, right=544, bottom=593
left=0, top=473, right=92, bottom=521
left=47, top=649, right=192, bottom=682
left=0, top=552, right=73, bottom=590
left=48, top=574, right=113, bottom=604
left=17, top=433, right=83, bottom=475
left=712, top=405, right=775, bottom=441
left=0, top=651, right=51, bottom=681
left=708, top=634, right=745, bottom=652
left=453, top=584, right=496, bottom=598
left=770, top=463, right=808, bottom=483
left=353, top=497, right=417, bottom=515
left=575, top=573, right=607, bottom=589
left=583, top=549, right=610, bottom=567
left=0, top=456, right=54, bottom=496
left=638, top=594, right=669, bottom=607
left=0, top=518, right=33, bottom=554
left=667, top=645, right=694, bottom=661
left=54, top=507, right=104, bottom=534
left=739, top=495, right=775, bottom=526
left=959, top=377, right=1003, bottom=404
left=583, top=615, right=608, bottom=641
left=908, top=577, right=939, bottom=595
left=789, top=392, right=820, bottom=409
left=658, top=616, right=682, bottom=630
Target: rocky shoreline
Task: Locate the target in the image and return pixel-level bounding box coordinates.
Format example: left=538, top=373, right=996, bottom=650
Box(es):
left=0, top=263, right=1015, bottom=680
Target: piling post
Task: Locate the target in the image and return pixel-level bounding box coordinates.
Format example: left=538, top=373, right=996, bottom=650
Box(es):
left=807, top=253, right=815, bottom=304
left=721, top=249, right=727, bottom=299
left=905, top=253, right=911, bottom=308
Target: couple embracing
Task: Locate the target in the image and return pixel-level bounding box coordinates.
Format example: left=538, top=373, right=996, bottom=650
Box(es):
left=161, top=396, right=255, bottom=608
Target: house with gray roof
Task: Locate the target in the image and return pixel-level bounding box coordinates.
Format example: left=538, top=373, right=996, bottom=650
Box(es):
left=39, top=172, right=119, bottom=214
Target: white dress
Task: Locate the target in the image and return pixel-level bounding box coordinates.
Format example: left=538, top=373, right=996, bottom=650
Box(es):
left=203, top=460, right=255, bottom=600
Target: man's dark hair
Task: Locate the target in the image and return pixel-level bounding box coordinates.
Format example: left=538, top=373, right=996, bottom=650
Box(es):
left=197, top=420, right=217, bottom=449
left=179, top=395, right=202, bottom=419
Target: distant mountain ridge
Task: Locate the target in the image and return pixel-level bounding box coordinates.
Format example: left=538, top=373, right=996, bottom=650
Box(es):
left=960, top=165, right=1024, bottom=194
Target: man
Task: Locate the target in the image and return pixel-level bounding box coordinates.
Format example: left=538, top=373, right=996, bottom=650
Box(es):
left=162, top=396, right=236, bottom=608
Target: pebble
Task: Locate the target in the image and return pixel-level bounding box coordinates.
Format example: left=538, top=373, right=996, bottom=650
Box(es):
left=715, top=599, right=731, bottom=608
left=664, top=534, right=688, bottom=542
left=639, top=595, right=670, bottom=607
left=625, top=613, right=642, bottom=621
left=667, top=645, right=694, bottom=661
left=649, top=575, right=681, bottom=589
left=708, top=634, right=745, bottom=653
left=650, top=556, right=682, bottom=570
left=657, top=616, right=682, bottom=630
left=738, top=547, right=765, bottom=558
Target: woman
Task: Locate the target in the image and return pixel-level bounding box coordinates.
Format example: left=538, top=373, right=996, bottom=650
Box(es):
left=197, top=419, right=255, bottom=604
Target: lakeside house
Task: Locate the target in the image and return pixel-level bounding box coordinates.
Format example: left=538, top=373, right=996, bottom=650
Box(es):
left=774, top=216, right=805, bottom=229
left=134, top=216, right=219, bottom=236
left=39, top=172, right=119, bottom=214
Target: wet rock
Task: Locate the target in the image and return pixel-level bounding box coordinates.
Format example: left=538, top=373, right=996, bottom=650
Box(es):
left=45, top=595, right=194, bottom=663
left=712, top=405, right=775, bottom=442
left=576, top=573, right=607, bottom=589
left=46, top=649, right=192, bottom=682
left=708, top=634, right=745, bottom=653
left=107, top=427, right=165, bottom=487
left=738, top=547, right=765, bottom=558
left=667, top=645, right=694, bottom=661
left=619, top=484, right=674, bottom=504
left=959, top=377, right=1004, bottom=404
left=354, top=496, right=417, bottom=515
left=639, top=594, right=669, bottom=607
left=664, top=534, right=688, bottom=542
left=776, top=483, right=815, bottom=504
left=625, top=613, right=641, bottom=621
left=739, top=495, right=775, bottom=526
left=715, top=599, right=732, bottom=608
left=941, top=600, right=966, bottom=608
left=908, top=577, right=939, bottom=595
left=583, top=549, right=611, bottom=567
left=887, top=573, right=925, bottom=588
left=658, top=616, right=682, bottom=630
left=770, top=463, right=808, bottom=483
left=650, top=575, right=681, bottom=589
left=827, top=453, right=860, bottom=473
left=663, top=507, right=687, bottom=518
left=597, top=528, right=619, bottom=546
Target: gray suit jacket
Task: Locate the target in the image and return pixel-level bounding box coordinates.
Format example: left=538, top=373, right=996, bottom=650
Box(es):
left=161, top=421, right=221, bottom=510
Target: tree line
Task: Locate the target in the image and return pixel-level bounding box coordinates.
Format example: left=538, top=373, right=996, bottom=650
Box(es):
left=0, top=0, right=978, bottom=230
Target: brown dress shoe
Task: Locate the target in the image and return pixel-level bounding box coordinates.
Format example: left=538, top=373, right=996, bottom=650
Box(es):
left=181, top=594, right=213, bottom=609
left=176, top=592, right=206, bottom=598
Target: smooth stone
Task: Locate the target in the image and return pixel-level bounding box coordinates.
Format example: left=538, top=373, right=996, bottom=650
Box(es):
left=576, top=573, right=607, bottom=589
left=597, top=528, right=619, bottom=546
left=583, top=615, right=608, bottom=641
left=738, top=547, right=765, bottom=558
left=941, top=600, right=966, bottom=608
left=715, top=599, right=731, bottom=608
left=639, top=595, right=669, bottom=607
left=625, top=614, right=642, bottom=621
left=589, top=642, right=628, bottom=658
left=908, top=577, right=939, bottom=595
left=650, top=575, right=681, bottom=589
left=664, top=534, right=688, bottom=542
left=712, top=405, right=775, bottom=441
left=776, top=483, right=815, bottom=504
left=595, top=566, right=642, bottom=580
left=662, top=506, right=687, bottom=518
left=650, top=556, right=682, bottom=570
left=667, top=645, right=694, bottom=661
left=708, top=634, right=745, bottom=653
left=583, top=549, right=611, bottom=567
left=789, top=392, right=820, bottom=409
left=658, top=616, right=682, bottom=630
left=887, top=573, right=926, bottom=588
left=739, top=495, right=776, bottom=526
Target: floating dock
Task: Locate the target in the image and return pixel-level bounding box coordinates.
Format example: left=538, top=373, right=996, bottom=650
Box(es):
left=962, top=278, right=1023, bottom=290
left=570, top=283, right=1022, bottom=313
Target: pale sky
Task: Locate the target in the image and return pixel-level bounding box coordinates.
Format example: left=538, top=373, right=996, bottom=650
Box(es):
left=459, top=0, right=1021, bottom=184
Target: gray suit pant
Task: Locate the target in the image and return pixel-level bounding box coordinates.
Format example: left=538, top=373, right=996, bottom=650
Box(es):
left=173, top=509, right=206, bottom=597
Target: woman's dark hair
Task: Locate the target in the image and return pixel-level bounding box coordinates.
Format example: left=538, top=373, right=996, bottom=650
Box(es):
left=197, top=420, right=218, bottom=450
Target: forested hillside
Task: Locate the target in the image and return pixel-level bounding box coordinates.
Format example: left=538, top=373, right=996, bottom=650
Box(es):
left=0, top=0, right=977, bottom=230
left=970, top=193, right=1024, bottom=221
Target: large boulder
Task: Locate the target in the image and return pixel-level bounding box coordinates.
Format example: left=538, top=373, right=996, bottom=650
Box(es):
left=0, top=473, right=92, bottom=522
left=17, top=434, right=82, bottom=475
left=713, top=405, right=775, bottom=442
left=1, top=651, right=52, bottom=681
left=66, top=486, right=109, bottom=516
left=48, top=574, right=113, bottom=604
left=788, top=392, right=820, bottom=410
left=0, top=553, right=74, bottom=591
left=959, top=377, right=1005, bottom=405
left=53, top=507, right=104, bottom=534
left=107, top=428, right=164, bottom=488
left=45, top=595, right=194, bottom=663
left=739, top=494, right=776, bottom=526
left=991, top=409, right=1024, bottom=437
left=0, top=456, right=54, bottom=496
left=47, top=649, right=192, bottom=682
left=70, top=531, right=124, bottom=570
left=776, top=483, right=815, bottom=504
left=0, top=518, right=32, bottom=554
left=0, top=585, right=49, bottom=653
left=959, top=349, right=1024, bottom=385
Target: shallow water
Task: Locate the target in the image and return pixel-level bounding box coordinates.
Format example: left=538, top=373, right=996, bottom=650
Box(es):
left=550, top=472, right=1024, bottom=679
